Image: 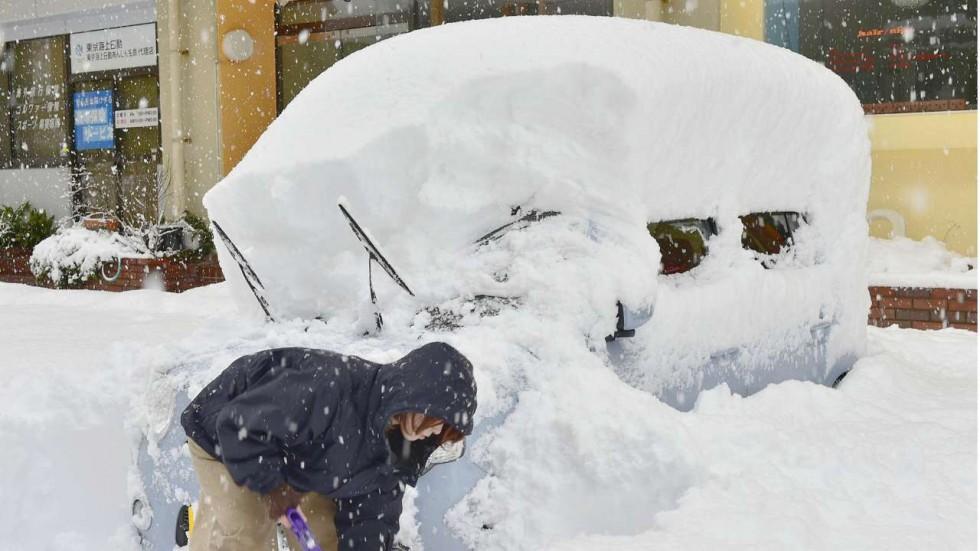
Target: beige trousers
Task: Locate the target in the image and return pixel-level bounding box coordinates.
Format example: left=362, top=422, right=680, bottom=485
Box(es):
left=188, top=440, right=339, bottom=551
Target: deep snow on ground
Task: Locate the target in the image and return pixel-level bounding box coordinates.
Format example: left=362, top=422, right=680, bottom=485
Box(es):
left=552, top=327, right=978, bottom=550
left=0, top=283, right=239, bottom=550
left=0, top=282, right=975, bottom=549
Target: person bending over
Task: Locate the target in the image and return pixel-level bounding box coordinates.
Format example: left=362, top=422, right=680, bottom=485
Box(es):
left=180, top=341, right=477, bottom=551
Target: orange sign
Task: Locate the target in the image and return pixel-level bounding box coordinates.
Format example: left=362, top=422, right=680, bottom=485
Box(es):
left=856, top=26, right=906, bottom=39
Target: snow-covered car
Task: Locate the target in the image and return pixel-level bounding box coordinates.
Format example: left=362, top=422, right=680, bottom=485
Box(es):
left=131, top=16, right=870, bottom=551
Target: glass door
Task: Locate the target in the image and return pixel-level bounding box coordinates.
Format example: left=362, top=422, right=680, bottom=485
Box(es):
left=73, top=78, right=117, bottom=219
left=71, top=71, right=160, bottom=226
left=115, top=74, right=160, bottom=226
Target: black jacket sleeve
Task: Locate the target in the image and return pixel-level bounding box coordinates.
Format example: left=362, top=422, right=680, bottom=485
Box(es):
left=213, top=391, right=292, bottom=494
left=212, top=357, right=341, bottom=495
left=334, top=476, right=404, bottom=551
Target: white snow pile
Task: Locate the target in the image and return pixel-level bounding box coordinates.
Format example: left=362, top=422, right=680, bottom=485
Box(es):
left=206, top=15, right=870, bottom=325
left=199, top=15, right=872, bottom=549
left=206, top=14, right=870, bottom=386
left=868, top=235, right=977, bottom=289
left=0, top=283, right=240, bottom=550
left=30, top=226, right=150, bottom=287
left=550, top=325, right=978, bottom=551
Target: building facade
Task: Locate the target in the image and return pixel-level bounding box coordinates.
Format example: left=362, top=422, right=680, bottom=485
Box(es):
left=0, top=0, right=976, bottom=253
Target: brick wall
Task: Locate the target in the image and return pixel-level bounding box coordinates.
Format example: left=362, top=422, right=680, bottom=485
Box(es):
left=869, top=286, right=977, bottom=331
left=0, top=248, right=35, bottom=285
left=0, top=248, right=224, bottom=292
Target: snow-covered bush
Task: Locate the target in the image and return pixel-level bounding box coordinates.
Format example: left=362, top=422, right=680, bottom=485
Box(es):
left=30, top=227, right=150, bottom=288
left=869, top=235, right=975, bottom=274
left=868, top=236, right=976, bottom=288
left=168, top=211, right=215, bottom=261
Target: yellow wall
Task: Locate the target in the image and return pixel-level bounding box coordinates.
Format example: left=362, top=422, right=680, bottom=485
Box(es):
left=719, top=0, right=763, bottom=39
left=616, top=0, right=720, bottom=29
left=868, top=112, right=977, bottom=256
left=868, top=111, right=976, bottom=151
left=215, top=0, right=277, bottom=175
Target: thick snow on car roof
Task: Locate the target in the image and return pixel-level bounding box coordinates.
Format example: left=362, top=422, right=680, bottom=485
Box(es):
left=204, top=15, right=869, bottom=322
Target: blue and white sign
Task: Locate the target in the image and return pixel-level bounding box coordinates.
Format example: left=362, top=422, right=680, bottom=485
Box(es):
left=73, top=90, right=114, bottom=150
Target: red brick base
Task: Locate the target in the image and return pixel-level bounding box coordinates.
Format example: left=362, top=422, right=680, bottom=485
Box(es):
left=869, top=286, right=977, bottom=332
left=0, top=247, right=224, bottom=293
left=0, top=248, right=35, bottom=286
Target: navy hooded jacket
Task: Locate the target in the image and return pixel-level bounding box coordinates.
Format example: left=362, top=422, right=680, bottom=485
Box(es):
left=181, top=341, right=477, bottom=550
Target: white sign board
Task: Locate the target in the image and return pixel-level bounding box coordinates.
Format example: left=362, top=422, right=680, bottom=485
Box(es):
left=115, top=108, right=159, bottom=128
left=70, top=24, right=157, bottom=74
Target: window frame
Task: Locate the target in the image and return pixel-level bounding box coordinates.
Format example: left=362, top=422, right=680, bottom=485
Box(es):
left=648, top=217, right=718, bottom=276
left=273, top=0, right=415, bottom=113
left=0, top=44, right=12, bottom=168
left=768, top=0, right=977, bottom=114
left=739, top=210, right=808, bottom=266
left=1, top=35, right=72, bottom=170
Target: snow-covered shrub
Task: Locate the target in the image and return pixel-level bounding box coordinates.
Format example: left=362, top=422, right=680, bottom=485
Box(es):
left=30, top=227, right=150, bottom=288
left=868, top=236, right=976, bottom=288
left=869, top=235, right=975, bottom=274
left=169, top=211, right=215, bottom=261
left=0, top=202, right=56, bottom=250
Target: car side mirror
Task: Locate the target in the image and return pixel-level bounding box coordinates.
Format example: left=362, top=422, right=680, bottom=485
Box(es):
left=421, top=439, right=466, bottom=476
left=606, top=301, right=653, bottom=341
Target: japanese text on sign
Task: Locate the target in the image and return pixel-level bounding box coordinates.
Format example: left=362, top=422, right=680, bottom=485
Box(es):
left=115, top=108, right=159, bottom=129
left=13, top=84, right=65, bottom=132
left=70, top=23, right=157, bottom=74
left=73, top=90, right=115, bottom=150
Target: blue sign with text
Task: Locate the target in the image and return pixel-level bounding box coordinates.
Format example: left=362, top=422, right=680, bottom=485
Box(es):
left=73, top=90, right=114, bottom=150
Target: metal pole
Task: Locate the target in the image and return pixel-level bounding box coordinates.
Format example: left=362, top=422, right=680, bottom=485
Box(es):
left=167, top=0, right=186, bottom=218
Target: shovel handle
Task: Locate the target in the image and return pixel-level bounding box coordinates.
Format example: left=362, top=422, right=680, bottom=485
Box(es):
left=284, top=507, right=323, bottom=551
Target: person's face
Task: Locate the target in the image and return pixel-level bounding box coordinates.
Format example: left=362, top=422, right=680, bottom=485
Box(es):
left=393, top=412, right=444, bottom=441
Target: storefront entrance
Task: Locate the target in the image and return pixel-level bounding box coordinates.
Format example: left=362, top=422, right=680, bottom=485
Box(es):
left=67, top=23, right=161, bottom=227
left=71, top=71, right=160, bottom=227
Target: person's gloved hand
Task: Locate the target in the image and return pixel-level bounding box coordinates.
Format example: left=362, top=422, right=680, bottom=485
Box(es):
left=267, top=484, right=303, bottom=520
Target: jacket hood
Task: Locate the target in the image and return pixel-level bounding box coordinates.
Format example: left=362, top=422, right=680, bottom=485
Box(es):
left=372, top=342, right=477, bottom=436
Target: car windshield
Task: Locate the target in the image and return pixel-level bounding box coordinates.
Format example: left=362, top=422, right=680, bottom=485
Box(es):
left=647, top=218, right=716, bottom=275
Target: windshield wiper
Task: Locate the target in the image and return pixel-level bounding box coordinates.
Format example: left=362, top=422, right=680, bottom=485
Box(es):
left=338, top=201, right=414, bottom=330
left=212, top=220, right=276, bottom=323
left=475, top=208, right=560, bottom=245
